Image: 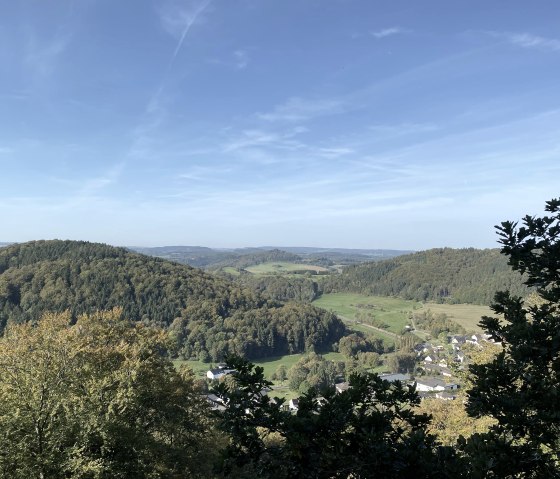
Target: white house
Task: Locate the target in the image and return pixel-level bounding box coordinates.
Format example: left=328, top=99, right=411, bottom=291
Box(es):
left=424, top=354, right=439, bottom=363
left=206, top=368, right=236, bottom=380
left=289, top=398, right=299, bottom=411
left=335, top=382, right=350, bottom=394
left=454, top=351, right=466, bottom=363
left=415, top=378, right=446, bottom=392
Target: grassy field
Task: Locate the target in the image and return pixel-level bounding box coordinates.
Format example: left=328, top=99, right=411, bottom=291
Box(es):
left=245, top=261, right=329, bottom=275
left=173, top=351, right=346, bottom=381
left=255, top=351, right=345, bottom=378
left=312, top=293, right=419, bottom=335
left=313, top=292, right=492, bottom=336
left=172, top=359, right=210, bottom=377
left=222, top=266, right=240, bottom=276
left=418, top=303, right=492, bottom=333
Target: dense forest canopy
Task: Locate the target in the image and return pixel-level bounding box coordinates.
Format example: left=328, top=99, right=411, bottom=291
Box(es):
left=323, top=247, right=529, bottom=305
left=0, top=240, right=345, bottom=360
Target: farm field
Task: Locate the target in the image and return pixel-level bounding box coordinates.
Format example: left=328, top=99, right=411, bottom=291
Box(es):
left=312, top=293, right=419, bottom=335
left=245, top=261, right=329, bottom=275
left=417, top=303, right=492, bottom=333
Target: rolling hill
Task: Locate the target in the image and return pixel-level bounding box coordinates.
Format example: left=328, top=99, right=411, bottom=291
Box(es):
left=322, top=247, right=528, bottom=305
left=0, top=240, right=345, bottom=360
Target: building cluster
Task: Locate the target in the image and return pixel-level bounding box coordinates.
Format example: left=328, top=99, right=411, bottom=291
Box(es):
left=202, top=332, right=500, bottom=412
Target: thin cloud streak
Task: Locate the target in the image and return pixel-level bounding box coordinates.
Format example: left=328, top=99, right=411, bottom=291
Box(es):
left=159, top=0, right=213, bottom=65
left=258, top=97, right=347, bottom=122
left=371, top=27, right=407, bottom=39
left=490, top=31, right=560, bottom=52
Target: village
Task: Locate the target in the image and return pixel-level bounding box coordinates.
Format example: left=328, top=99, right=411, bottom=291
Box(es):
left=204, top=332, right=501, bottom=412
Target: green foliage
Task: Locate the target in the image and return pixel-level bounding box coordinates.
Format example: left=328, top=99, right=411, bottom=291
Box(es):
left=274, top=364, right=287, bottom=383
left=213, top=356, right=451, bottom=478
left=324, top=247, right=529, bottom=305
left=287, top=353, right=344, bottom=392
left=0, top=309, right=218, bottom=478
left=463, top=199, right=560, bottom=477
left=0, top=240, right=346, bottom=360
left=413, top=309, right=466, bottom=337
left=385, top=352, right=417, bottom=374
left=338, top=332, right=384, bottom=358
left=235, top=275, right=320, bottom=302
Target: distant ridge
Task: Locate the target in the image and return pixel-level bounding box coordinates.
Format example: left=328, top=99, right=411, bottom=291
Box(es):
left=128, top=245, right=412, bottom=268
left=256, top=246, right=414, bottom=256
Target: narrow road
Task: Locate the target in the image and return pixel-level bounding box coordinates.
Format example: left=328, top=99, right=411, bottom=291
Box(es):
left=337, top=315, right=399, bottom=339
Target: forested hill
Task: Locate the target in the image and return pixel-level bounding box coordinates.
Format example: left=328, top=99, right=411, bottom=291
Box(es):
left=323, top=248, right=529, bottom=305
left=0, top=240, right=345, bottom=360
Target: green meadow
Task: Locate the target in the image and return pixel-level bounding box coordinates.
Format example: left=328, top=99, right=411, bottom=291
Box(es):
left=416, top=302, right=491, bottom=333
left=222, top=266, right=241, bottom=276
left=312, top=293, right=418, bottom=335
left=312, top=292, right=491, bottom=337
left=245, top=261, right=329, bottom=275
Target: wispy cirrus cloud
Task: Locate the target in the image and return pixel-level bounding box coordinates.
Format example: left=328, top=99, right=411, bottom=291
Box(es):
left=490, top=31, right=560, bottom=52
left=158, top=0, right=213, bottom=63
left=24, top=30, right=71, bottom=78
left=258, top=97, right=346, bottom=122
left=208, top=49, right=250, bottom=70
left=371, top=27, right=407, bottom=39
left=222, top=127, right=307, bottom=152
left=233, top=49, right=249, bottom=69
left=178, top=164, right=233, bottom=181
left=369, top=122, right=439, bottom=138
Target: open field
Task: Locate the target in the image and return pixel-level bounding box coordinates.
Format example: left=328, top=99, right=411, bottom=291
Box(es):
left=245, top=261, right=329, bottom=275
left=418, top=303, right=492, bottom=333
left=313, top=293, right=419, bottom=335
left=222, top=266, right=241, bottom=276
left=313, top=292, right=494, bottom=336
left=173, top=351, right=346, bottom=381
left=172, top=359, right=210, bottom=377
left=255, top=351, right=345, bottom=378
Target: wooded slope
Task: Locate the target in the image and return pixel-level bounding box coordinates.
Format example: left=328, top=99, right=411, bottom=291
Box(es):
left=323, top=248, right=528, bottom=305
left=0, top=240, right=344, bottom=360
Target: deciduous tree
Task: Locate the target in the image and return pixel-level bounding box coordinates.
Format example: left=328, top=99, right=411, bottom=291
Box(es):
left=0, top=309, right=217, bottom=478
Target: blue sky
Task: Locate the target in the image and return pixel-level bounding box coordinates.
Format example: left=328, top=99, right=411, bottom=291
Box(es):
left=1, top=1, right=559, bottom=249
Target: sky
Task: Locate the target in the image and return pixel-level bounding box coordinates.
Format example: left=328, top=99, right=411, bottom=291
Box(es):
left=1, top=1, right=559, bottom=250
